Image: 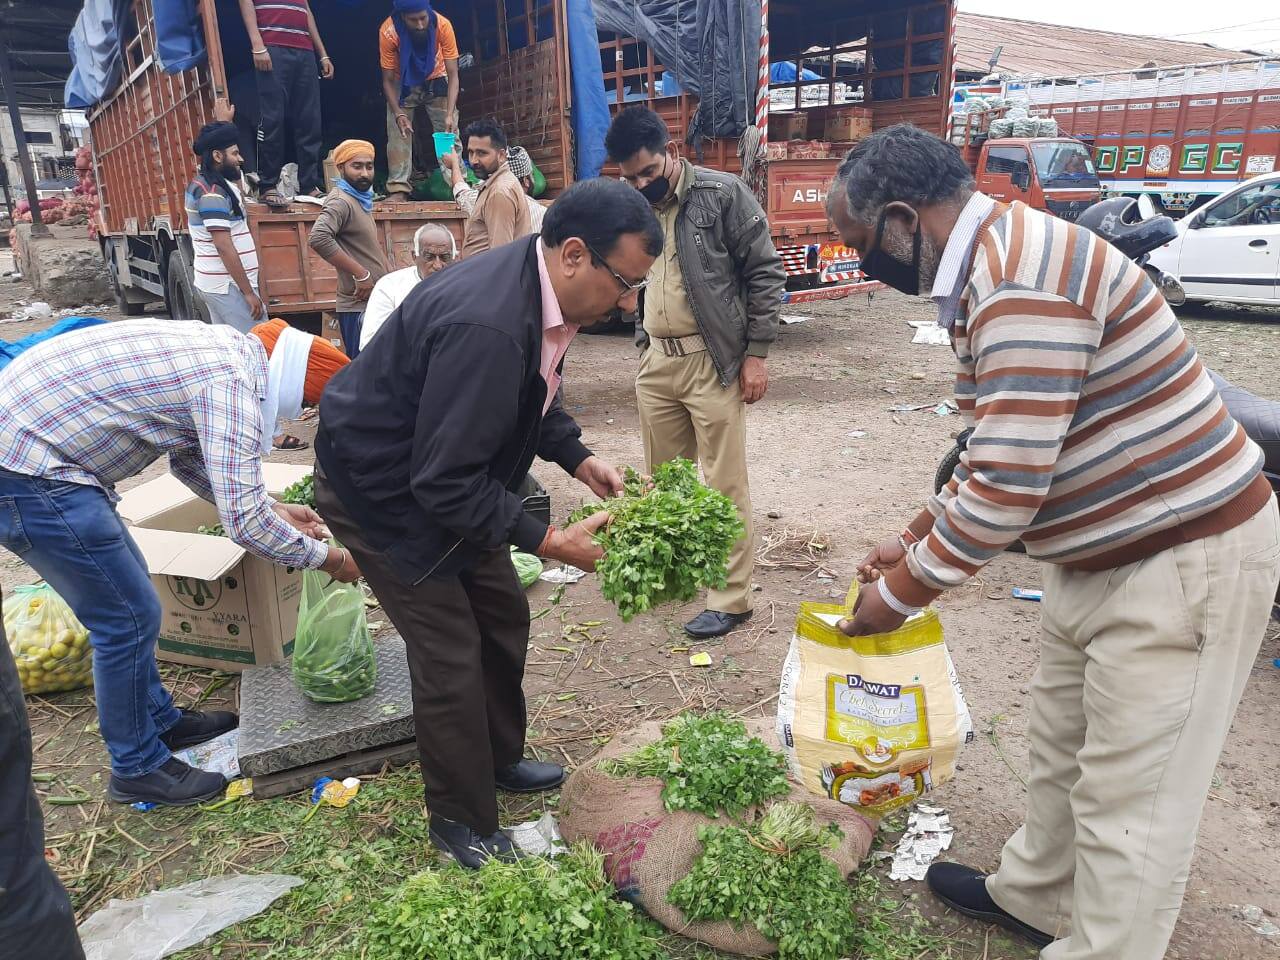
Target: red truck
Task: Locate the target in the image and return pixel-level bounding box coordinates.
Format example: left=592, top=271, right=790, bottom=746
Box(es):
left=90, top=0, right=958, bottom=324
left=961, top=57, right=1280, bottom=217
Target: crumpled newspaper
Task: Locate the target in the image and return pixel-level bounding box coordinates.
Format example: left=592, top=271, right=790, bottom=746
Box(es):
left=540, top=564, right=586, bottom=584
left=173, top=728, right=240, bottom=779
left=506, top=811, right=567, bottom=857
left=877, top=803, right=954, bottom=882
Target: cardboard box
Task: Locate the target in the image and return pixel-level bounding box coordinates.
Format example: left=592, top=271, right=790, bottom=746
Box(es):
left=321, top=312, right=347, bottom=355
left=824, top=107, right=873, bottom=143
left=769, top=112, right=809, bottom=141
left=117, top=464, right=314, bottom=671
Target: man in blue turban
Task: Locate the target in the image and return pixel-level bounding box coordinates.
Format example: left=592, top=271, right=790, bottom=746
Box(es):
left=378, top=0, right=461, bottom=202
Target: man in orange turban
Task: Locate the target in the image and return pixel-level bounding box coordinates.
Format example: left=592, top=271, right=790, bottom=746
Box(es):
left=309, top=139, right=387, bottom=357
left=0, top=318, right=358, bottom=809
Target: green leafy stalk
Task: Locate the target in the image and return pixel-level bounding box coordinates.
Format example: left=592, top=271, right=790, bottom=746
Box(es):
left=603, top=711, right=789, bottom=817
left=667, top=803, right=853, bottom=960
left=570, top=459, right=744, bottom=622
left=359, top=842, right=669, bottom=960
left=279, top=474, right=315, bottom=507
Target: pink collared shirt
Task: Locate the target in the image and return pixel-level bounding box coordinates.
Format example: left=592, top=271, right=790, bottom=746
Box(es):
left=535, top=241, right=579, bottom=414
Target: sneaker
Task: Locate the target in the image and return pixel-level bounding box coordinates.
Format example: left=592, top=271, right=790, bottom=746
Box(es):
left=108, top=757, right=227, bottom=807
left=159, top=709, right=239, bottom=751
left=429, top=815, right=523, bottom=870
left=925, top=862, right=1055, bottom=948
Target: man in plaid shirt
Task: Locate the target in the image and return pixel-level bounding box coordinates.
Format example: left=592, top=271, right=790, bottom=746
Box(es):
left=0, top=319, right=355, bottom=807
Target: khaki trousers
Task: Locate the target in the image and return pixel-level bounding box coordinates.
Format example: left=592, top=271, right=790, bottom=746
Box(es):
left=987, top=500, right=1280, bottom=960
left=635, top=346, right=753, bottom=614
left=386, top=85, right=458, bottom=197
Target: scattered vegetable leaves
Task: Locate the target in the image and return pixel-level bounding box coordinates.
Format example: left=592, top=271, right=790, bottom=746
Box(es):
left=569, top=459, right=743, bottom=622
left=359, top=842, right=669, bottom=960
left=197, top=523, right=225, bottom=537
left=603, top=711, right=789, bottom=817
left=667, top=803, right=854, bottom=960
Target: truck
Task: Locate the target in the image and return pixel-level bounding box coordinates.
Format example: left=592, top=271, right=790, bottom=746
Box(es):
left=949, top=90, right=1101, bottom=222
left=89, top=0, right=960, bottom=324
left=955, top=56, right=1280, bottom=216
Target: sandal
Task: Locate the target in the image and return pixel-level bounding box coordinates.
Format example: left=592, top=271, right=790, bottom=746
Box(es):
left=260, top=188, right=289, bottom=208
left=273, top=434, right=310, bottom=451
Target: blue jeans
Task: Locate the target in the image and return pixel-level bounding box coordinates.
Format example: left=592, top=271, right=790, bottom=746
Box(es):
left=0, top=469, right=181, bottom=778
left=338, top=310, right=363, bottom=359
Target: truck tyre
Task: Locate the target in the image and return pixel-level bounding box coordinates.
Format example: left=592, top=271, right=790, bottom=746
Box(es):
left=165, top=249, right=211, bottom=324
left=106, top=251, right=149, bottom=316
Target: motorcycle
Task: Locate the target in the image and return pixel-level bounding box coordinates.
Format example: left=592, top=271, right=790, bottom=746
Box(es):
left=933, top=197, right=1280, bottom=601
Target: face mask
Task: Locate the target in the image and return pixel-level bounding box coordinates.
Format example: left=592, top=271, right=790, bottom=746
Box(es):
left=638, top=156, right=674, bottom=205
left=859, top=207, right=922, bottom=296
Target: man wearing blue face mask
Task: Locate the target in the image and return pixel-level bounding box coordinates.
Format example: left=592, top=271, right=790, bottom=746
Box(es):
left=604, top=107, right=785, bottom=640
left=308, top=140, right=389, bottom=357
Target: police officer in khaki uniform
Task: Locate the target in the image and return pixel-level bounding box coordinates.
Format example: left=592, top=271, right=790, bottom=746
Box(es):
left=605, top=107, right=786, bottom=638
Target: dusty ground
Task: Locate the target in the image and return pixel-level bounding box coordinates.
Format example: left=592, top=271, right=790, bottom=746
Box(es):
left=3, top=269, right=1278, bottom=959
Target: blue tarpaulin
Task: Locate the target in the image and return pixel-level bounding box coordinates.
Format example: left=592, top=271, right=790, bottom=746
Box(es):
left=593, top=0, right=761, bottom=142
left=153, top=0, right=207, bottom=73
left=567, top=0, right=611, bottom=179
left=65, top=0, right=205, bottom=109
left=0, top=317, right=109, bottom=372
left=770, top=61, right=822, bottom=83
left=65, top=0, right=126, bottom=109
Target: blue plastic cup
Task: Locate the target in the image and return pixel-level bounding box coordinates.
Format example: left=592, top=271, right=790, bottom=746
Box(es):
left=433, top=131, right=457, bottom=158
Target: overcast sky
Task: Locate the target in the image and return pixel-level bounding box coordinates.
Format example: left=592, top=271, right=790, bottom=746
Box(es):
left=958, top=1, right=1280, bottom=54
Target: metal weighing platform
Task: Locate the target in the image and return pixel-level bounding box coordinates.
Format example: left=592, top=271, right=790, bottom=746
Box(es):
left=237, top=636, right=418, bottom=798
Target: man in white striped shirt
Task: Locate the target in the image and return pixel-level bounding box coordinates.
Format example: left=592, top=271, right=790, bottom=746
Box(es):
left=185, top=122, right=262, bottom=333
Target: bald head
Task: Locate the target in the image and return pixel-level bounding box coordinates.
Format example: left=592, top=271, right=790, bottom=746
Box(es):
left=413, top=223, right=456, bottom=277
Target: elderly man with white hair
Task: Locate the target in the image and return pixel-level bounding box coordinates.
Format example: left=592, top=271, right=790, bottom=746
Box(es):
left=358, top=221, right=457, bottom=351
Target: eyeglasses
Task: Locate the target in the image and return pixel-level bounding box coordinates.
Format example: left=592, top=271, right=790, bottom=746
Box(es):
left=419, top=251, right=454, bottom=264
left=582, top=239, right=650, bottom=301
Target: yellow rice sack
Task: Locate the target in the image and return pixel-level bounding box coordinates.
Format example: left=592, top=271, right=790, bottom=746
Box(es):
left=776, top=582, right=972, bottom=819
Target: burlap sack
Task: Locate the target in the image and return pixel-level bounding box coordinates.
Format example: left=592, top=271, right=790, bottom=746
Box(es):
left=559, top=718, right=875, bottom=956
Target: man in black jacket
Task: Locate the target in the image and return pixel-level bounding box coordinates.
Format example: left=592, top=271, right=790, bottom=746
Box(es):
left=606, top=107, right=786, bottom=640
left=315, top=178, right=662, bottom=867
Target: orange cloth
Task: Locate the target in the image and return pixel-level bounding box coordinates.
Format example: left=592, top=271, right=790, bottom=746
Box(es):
left=378, top=12, right=458, bottom=80
left=249, top=318, right=349, bottom=405
left=332, top=139, right=375, bottom=167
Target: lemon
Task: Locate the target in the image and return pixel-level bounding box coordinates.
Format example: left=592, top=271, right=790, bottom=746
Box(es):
left=49, top=642, right=70, bottom=660
left=34, top=647, right=53, bottom=662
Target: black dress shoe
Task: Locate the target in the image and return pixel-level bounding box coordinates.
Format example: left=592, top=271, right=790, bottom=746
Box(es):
left=683, top=609, right=752, bottom=639
left=429, top=815, right=523, bottom=869
left=160, top=709, right=239, bottom=751
left=108, top=757, right=227, bottom=807
left=926, top=862, right=1055, bottom=948
left=495, top=759, right=565, bottom=793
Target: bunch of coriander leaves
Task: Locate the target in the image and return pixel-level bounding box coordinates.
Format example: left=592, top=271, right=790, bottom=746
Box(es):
left=568, top=458, right=743, bottom=622
left=279, top=473, right=315, bottom=507
left=602, top=711, right=789, bottom=817
left=667, top=802, right=856, bottom=960
left=359, top=841, right=669, bottom=960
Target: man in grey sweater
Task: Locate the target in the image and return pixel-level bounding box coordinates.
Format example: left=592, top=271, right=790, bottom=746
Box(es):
left=308, top=139, right=389, bottom=357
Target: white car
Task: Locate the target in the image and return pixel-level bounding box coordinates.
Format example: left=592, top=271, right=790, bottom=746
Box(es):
left=1146, top=172, right=1280, bottom=307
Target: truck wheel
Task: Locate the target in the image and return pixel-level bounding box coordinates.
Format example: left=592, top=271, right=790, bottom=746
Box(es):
left=107, top=251, right=148, bottom=316
left=165, top=250, right=211, bottom=324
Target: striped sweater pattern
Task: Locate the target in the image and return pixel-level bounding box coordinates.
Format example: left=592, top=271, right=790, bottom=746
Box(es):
left=888, top=201, right=1270, bottom=608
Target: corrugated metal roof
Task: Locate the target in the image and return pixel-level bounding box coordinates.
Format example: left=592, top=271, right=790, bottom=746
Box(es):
left=954, top=12, right=1262, bottom=79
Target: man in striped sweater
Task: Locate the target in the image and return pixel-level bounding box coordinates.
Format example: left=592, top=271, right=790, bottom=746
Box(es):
left=829, top=124, right=1279, bottom=959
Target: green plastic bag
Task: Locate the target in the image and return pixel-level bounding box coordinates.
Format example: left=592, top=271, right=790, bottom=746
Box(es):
left=510, top=546, right=543, bottom=589
left=292, top=566, right=376, bottom=703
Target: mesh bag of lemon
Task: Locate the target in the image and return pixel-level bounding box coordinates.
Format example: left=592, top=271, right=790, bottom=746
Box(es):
left=3, top=584, right=94, bottom=695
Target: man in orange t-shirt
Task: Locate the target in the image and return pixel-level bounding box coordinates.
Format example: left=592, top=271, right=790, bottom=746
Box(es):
left=379, top=0, right=460, bottom=201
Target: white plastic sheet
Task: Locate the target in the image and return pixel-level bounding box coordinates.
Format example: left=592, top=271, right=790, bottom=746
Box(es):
left=78, top=874, right=304, bottom=960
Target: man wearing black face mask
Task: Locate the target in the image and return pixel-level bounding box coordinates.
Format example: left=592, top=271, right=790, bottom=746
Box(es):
left=605, top=107, right=785, bottom=639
